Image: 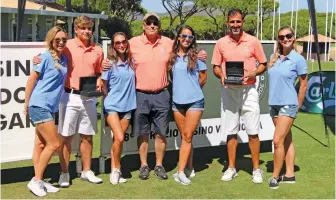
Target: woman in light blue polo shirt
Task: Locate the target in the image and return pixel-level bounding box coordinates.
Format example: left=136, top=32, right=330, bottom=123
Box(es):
left=267, top=26, right=308, bottom=189
left=101, top=32, right=136, bottom=185
left=168, top=25, right=208, bottom=185
left=24, top=26, right=68, bottom=197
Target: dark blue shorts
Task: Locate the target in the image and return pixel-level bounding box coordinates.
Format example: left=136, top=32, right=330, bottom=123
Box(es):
left=172, top=98, right=205, bottom=112
left=132, top=89, right=170, bottom=137
left=28, top=106, right=54, bottom=124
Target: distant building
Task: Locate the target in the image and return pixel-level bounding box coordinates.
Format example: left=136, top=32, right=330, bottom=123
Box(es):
left=1, top=0, right=107, bottom=42
left=297, top=34, right=336, bottom=61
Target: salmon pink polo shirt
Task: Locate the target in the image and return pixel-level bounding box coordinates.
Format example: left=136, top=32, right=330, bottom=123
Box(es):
left=211, top=32, right=267, bottom=85
left=63, top=38, right=104, bottom=90
left=129, top=34, right=173, bottom=92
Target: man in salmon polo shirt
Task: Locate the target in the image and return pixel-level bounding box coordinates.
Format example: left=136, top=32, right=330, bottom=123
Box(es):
left=211, top=8, right=267, bottom=184
left=102, top=12, right=207, bottom=180
left=33, top=16, right=104, bottom=187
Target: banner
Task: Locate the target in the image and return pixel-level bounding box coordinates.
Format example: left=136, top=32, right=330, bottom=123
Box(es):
left=0, top=42, right=80, bottom=163
left=99, top=41, right=276, bottom=161
left=297, top=71, right=335, bottom=115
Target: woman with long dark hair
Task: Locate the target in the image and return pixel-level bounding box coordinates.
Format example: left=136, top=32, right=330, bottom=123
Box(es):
left=168, top=25, right=208, bottom=185
left=24, top=26, right=68, bottom=196
left=267, top=26, right=308, bottom=189
left=101, top=32, right=136, bottom=185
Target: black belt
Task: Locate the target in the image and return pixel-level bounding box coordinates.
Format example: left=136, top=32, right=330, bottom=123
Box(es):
left=64, top=87, right=81, bottom=95
left=137, top=87, right=167, bottom=94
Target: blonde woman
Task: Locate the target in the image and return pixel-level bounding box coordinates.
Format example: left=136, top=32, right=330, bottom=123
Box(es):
left=267, top=26, right=308, bottom=189
left=24, top=26, right=68, bottom=197
left=101, top=32, right=136, bottom=184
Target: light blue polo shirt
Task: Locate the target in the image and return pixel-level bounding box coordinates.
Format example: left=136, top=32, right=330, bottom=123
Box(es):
left=29, top=50, right=68, bottom=112
left=172, top=57, right=207, bottom=104
left=268, top=50, right=308, bottom=106
left=101, top=60, right=136, bottom=112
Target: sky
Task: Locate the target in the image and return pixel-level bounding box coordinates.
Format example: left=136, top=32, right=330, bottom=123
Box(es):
left=141, top=0, right=335, bottom=14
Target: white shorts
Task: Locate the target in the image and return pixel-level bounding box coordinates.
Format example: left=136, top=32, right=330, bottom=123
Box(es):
left=221, top=84, right=260, bottom=136
left=58, top=92, right=97, bottom=136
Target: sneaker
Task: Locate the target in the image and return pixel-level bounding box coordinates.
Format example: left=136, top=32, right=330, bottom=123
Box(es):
left=58, top=172, right=70, bottom=188
left=184, top=168, right=196, bottom=178
left=80, top=170, right=103, bottom=184
left=252, top=169, right=264, bottom=184
left=154, top=165, right=168, bottom=180
left=269, top=177, right=279, bottom=189
left=173, top=171, right=191, bottom=185
left=279, top=175, right=296, bottom=183
left=110, top=170, right=121, bottom=185
left=139, top=165, right=151, bottom=180
left=43, top=181, right=60, bottom=193
left=221, top=168, right=238, bottom=181
left=27, top=178, right=47, bottom=197
left=119, top=177, right=127, bottom=183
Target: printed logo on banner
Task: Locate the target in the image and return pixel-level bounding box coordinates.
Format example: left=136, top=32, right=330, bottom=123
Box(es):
left=297, top=71, right=335, bottom=115
left=255, top=61, right=267, bottom=102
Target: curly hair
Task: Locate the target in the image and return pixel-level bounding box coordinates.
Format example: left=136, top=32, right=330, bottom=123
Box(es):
left=168, top=25, right=198, bottom=71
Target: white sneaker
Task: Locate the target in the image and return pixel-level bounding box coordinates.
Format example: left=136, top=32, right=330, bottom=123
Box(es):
left=58, top=172, right=70, bottom=188
left=81, top=170, right=103, bottom=184
left=119, top=177, right=127, bottom=183
left=173, top=171, right=191, bottom=185
left=43, top=181, right=60, bottom=193
left=110, top=170, right=120, bottom=185
left=252, top=169, right=264, bottom=184
left=185, top=168, right=196, bottom=178
left=221, top=168, right=238, bottom=181
left=27, top=178, right=47, bottom=197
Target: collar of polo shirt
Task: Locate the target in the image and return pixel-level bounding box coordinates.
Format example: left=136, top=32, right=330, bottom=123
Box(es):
left=141, top=33, right=162, bottom=45
left=228, top=31, right=248, bottom=43
left=74, top=37, right=93, bottom=49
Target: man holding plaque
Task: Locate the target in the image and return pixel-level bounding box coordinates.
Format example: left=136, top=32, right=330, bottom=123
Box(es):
left=33, top=16, right=104, bottom=186
left=211, top=8, right=267, bottom=184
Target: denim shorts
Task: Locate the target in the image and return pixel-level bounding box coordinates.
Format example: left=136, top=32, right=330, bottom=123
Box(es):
left=172, top=98, right=205, bottom=112
left=28, top=106, right=54, bottom=124
left=105, top=109, right=132, bottom=120
left=270, top=105, right=298, bottom=119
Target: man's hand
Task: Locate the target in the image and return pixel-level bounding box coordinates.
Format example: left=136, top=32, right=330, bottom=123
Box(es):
left=242, top=68, right=257, bottom=84
left=32, top=54, right=42, bottom=65
left=197, top=50, right=207, bottom=61
left=102, top=59, right=112, bottom=71
left=96, top=77, right=103, bottom=91
left=220, top=73, right=227, bottom=85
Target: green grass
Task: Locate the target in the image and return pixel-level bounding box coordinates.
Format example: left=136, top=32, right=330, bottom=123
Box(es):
left=307, top=61, right=335, bottom=73
left=1, top=113, right=335, bottom=199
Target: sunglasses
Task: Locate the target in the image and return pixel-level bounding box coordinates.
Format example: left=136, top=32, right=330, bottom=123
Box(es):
left=114, top=40, right=127, bottom=46
left=278, top=33, right=293, bottom=40
left=229, top=20, right=242, bottom=23
left=179, top=34, right=195, bottom=40
left=145, top=21, right=160, bottom=26
left=54, top=37, right=67, bottom=43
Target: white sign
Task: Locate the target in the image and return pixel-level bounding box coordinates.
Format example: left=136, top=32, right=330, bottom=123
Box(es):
left=100, top=115, right=274, bottom=157
left=0, top=42, right=79, bottom=163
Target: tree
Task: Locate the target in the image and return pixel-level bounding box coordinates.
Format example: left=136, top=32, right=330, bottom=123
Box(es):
left=65, top=0, right=72, bottom=12
left=161, top=0, right=206, bottom=33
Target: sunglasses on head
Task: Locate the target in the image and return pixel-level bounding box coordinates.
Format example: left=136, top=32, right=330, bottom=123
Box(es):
left=179, top=34, right=195, bottom=40
left=54, top=37, right=67, bottom=43
left=114, top=40, right=127, bottom=46
left=278, top=33, right=293, bottom=40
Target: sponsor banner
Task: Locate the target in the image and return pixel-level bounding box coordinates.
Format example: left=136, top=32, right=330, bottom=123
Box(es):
left=0, top=42, right=79, bottom=163
left=101, top=115, right=274, bottom=156
left=296, top=71, right=335, bottom=115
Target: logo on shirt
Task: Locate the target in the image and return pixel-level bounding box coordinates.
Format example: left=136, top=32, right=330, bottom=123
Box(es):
left=244, top=47, right=249, bottom=52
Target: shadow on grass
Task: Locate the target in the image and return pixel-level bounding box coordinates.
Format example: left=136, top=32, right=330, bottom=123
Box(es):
left=1, top=141, right=273, bottom=184
left=325, top=115, right=335, bottom=135
left=1, top=158, right=101, bottom=185
left=265, top=160, right=300, bottom=174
